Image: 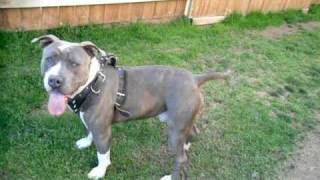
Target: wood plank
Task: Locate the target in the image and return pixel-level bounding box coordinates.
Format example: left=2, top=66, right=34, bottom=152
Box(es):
left=192, top=16, right=225, bottom=26
left=226, top=0, right=250, bottom=15
left=167, top=0, right=177, bottom=17
left=202, top=0, right=212, bottom=16
left=215, top=0, right=229, bottom=16
left=175, top=0, right=186, bottom=16
left=3, top=8, right=21, bottom=29
left=118, top=3, right=132, bottom=22
left=206, top=0, right=228, bottom=16
left=191, top=0, right=200, bottom=17
left=89, top=5, right=105, bottom=24
left=0, top=9, right=7, bottom=29
left=104, top=4, right=120, bottom=23
left=154, top=1, right=168, bottom=18
left=142, top=2, right=156, bottom=19
left=59, top=6, right=77, bottom=26
left=20, top=8, right=42, bottom=30
left=75, top=5, right=90, bottom=25
left=130, top=2, right=145, bottom=21
left=247, top=0, right=264, bottom=12
left=0, top=0, right=169, bottom=8
left=262, top=0, right=288, bottom=12
left=287, top=0, right=304, bottom=9
left=42, top=7, right=60, bottom=28
left=301, top=0, right=312, bottom=8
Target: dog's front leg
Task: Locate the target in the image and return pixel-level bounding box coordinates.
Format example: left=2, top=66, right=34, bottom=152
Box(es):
left=88, top=119, right=112, bottom=179
left=76, top=112, right=93, bottom=149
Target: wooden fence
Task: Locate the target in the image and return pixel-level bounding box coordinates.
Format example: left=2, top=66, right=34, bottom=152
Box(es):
left=1, top=0, right=320, bottom=31
left=191, top=0, right=320, bottom=17
left=0, top=0, right=186, bottom=30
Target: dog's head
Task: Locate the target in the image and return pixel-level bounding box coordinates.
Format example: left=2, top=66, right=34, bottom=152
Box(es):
left=32, top=35, right=100, bottom=116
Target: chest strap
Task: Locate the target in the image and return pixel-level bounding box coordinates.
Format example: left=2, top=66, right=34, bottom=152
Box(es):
left=115, top=68, right=131, bottom=117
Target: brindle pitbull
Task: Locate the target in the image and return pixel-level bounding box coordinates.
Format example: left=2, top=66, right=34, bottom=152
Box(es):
left=32, top=35, right=230, bottom=180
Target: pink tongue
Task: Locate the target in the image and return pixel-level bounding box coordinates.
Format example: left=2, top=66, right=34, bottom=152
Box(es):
left=48, top=92, right=67, bottom=116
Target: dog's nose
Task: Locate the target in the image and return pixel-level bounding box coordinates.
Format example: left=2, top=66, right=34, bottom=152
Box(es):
left=48, top=75, right=64, bottom=89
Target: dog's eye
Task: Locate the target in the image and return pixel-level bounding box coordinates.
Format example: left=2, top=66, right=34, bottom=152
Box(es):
left=46, top=57, right=55, bottom=65
left=72, top=62, right=79, bottom=67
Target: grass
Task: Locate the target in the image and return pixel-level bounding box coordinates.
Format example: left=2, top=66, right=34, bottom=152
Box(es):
left=1, top=5, right=320, bottom=179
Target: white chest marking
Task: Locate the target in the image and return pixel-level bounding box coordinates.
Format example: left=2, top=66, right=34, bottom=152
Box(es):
left=43, top=62, right=62, bottom=92
left=160, top=175, right=172, bottom=180
left=79, top=111, right=88, bottom=129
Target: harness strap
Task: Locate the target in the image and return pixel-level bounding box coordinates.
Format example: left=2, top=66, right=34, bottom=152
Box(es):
left=115, top=68, right=130, bottom=117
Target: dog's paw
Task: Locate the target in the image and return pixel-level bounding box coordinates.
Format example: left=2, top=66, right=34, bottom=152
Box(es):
left=88, top=166, right=107, bottom=179
left=184, top=142, right=191, bottom=151
left=76, top=137, right=92, bottom=150
left=160, top=175, right=172, bottom=180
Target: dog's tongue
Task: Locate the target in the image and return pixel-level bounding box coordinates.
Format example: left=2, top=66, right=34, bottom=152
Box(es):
left=48, top=92, right=67, bottom=116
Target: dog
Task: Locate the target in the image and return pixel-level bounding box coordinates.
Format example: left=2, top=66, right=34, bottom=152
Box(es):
left=32, top=34, right=230, bottom=180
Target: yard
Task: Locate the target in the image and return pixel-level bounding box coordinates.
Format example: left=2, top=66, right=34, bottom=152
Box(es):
left=1, top=5, right=320, bottom=179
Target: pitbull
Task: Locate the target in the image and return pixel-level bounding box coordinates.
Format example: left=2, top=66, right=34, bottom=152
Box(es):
left=32, top=34, right=230, bottom=180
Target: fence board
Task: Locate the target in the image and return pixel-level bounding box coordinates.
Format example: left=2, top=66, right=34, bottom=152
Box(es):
left=247, top=0, right=264, bottom=12
left=60, top=6, right=77, bottom=26
left=225, top=0, right=250, bottom=15
left=21, top=8, right=42, bottom=30
left=3, top=9, right=21, bottom=29
left=154, top=1, right=169, bottom=18
left=118, top=4, right=132, bottom=21
left=167, top=0, right=177, bottom=17
left=130, top=3, right=145, bottom=21
left=89, top=5, right=105, bottom=24
left=75, top=6, right=90, bottom=25
left=142, top=2, right=156, bottom=19
left=262, top=0, right=288, bottom=12
left=42, top=7, right=60, bottom=28
left=104, top=4, right=120, bottom=23
left=175, top=0, right=186, bottom=16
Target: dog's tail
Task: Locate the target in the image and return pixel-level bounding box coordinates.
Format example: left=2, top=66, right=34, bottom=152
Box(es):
left=194, top=69, right=231, bottom=86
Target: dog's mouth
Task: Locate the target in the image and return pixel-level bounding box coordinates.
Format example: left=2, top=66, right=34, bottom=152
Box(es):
left=48, top=90, right=67, bottom=116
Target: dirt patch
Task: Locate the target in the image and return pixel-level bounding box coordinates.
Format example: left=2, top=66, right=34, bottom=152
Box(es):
left=260, top=21, right=320, bottom=39
left=261, top=24, right=299, bottom=39
left=279, top=112, right=320, bottom=180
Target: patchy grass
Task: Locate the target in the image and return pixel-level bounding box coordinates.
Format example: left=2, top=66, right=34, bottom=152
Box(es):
left=1, top=5, right=320, bottom=180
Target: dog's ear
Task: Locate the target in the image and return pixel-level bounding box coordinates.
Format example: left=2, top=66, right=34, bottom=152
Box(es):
left=81, top=41, right=99, bottom=58
left=31, top=34, right=59, bottom=48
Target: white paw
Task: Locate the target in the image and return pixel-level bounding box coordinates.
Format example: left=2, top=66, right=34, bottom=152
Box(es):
left=160, top=175, right=172, bottom=180
left=87, top=166, right=107, bottom=179
left=76, top=137, right=92, bottom=149
left=184, top=142, right=191, bottom=151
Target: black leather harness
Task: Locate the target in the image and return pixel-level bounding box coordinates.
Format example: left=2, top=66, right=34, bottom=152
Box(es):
left=67, top=54, right=130, bottom=117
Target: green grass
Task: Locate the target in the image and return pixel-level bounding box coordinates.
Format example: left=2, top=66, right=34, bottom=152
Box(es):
left=1, top=5, right=320, bottom=179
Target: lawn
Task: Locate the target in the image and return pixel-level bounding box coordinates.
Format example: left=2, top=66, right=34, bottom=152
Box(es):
left=1, top=5, right=320, bottom=180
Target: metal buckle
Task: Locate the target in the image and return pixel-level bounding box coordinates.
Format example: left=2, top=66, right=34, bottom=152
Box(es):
left=117, top=92, right=125, bottom=96
left=98, top=71, right=106, bottom=82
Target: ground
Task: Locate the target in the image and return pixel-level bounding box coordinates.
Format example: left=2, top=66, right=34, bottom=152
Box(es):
left=1, top=6, right=320, bottom=180
left=279, top=112, right=320, bottom=180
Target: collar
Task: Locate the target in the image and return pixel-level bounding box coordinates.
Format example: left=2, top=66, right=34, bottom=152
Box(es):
left=67, top=71, right=104, bottom=113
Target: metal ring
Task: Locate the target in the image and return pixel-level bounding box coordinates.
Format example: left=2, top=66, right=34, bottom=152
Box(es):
left=90, top=85, right=101, bottom=94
